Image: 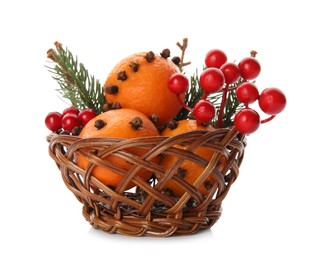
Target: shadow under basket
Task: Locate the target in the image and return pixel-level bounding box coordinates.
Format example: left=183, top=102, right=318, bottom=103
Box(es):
left=47, top=126, right=246, bottom=237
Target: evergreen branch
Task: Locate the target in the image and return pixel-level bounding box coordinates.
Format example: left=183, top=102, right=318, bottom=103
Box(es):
left=46, top=41, right=106, bottom=114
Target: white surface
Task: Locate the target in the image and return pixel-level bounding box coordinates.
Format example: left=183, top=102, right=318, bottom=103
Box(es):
left=1, top=0, right=323, bottom=259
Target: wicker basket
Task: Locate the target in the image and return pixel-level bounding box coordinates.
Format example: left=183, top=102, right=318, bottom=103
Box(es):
left=47, top=126, right=246, bottom=237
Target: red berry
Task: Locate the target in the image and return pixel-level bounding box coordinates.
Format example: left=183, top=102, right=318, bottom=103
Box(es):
left=193, top=99, right=216, bottom=123
left=45, top=112, right=62, bottom=132
left=168, top=73, right=189, bottom=94
left=78, top=108, right=97, bottom=126
left=238, top=57, right=261, bottom=80
left=199, top=68, right=225, bottom=94
left=236, top=82, right=259, bottom=105
left=61, top=113, right=81, bottom=132
left=234, top=108, right=260, bottom=134
left=205, top=49, right=227, bottom=68
left=62, top=106, right=79, bottom=116
left=220, top=62, right=241, bottom=84
left=258, top=88, right=286, bottom=115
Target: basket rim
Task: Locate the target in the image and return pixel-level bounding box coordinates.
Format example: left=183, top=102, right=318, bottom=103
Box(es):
left=47, top=127, right=238, bottom=142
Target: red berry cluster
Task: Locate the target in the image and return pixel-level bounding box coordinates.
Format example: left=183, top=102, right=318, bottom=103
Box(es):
left=45, top=107, right=97, bottom=134
left=168, top=72, right=218, bottom=123
left=235, top=84, right=286, bottom=134
left=168, top=49, right=286, bottom=135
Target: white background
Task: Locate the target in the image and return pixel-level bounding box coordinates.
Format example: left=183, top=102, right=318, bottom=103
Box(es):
left=1, top=0, right=323, bottom=259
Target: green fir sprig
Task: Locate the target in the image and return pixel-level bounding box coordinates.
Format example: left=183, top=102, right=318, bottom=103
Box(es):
left=46, top=42, right=106, bottom=114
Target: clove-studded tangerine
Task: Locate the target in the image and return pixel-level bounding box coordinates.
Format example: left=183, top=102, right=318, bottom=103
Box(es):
left=76, top=108, right=160, bottom=189
left=103, top=51, right=184, bottom=125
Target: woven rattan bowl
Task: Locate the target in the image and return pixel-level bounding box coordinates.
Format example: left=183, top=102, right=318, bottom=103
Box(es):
left=47, top=126, right=246, bottom=237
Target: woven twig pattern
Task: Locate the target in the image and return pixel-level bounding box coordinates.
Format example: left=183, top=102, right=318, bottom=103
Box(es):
left=47, top=127, right=246, bottom=237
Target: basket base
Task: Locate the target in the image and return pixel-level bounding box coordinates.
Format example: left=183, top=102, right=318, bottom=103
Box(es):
left=82, top=203, right=222, bottom=237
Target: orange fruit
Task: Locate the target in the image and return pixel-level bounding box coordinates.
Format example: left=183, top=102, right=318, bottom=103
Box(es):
left=76, top=108, right=160, bottom=189
left=160, top=119, right=224, bottom=197
left=103, top=51, right=184, bottom=125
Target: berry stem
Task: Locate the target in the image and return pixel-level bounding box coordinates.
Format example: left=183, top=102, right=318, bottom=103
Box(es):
left=261, top=115, right=276, bottom=124
left=176, top=94, right=192, bottom=112
left=202, top=91, right=209, bottom=100
left=216, top=83, right=230, bottom=128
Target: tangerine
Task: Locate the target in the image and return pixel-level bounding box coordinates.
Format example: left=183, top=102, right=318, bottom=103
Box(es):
left=160, top=119, right=225, bottom=197
left=103, top=51, right=184, bottom=125
left=76, top=108, right=159, bottom=189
